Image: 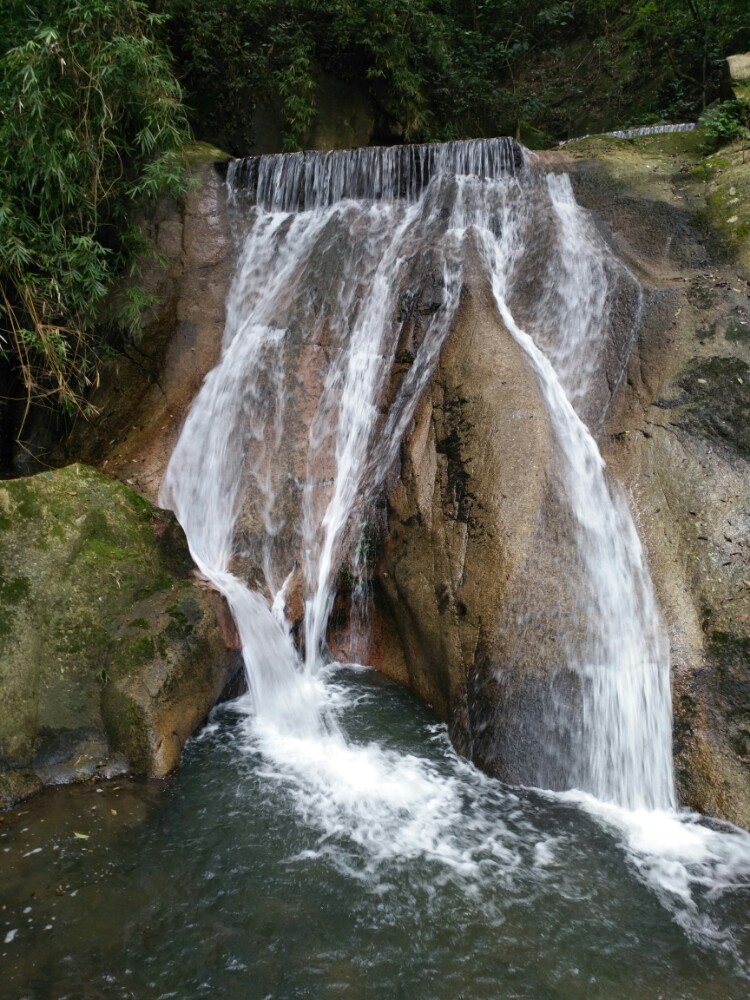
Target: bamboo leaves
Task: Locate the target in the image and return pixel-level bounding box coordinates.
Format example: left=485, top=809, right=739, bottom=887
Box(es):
left=0, top=0, right=190, bottom=426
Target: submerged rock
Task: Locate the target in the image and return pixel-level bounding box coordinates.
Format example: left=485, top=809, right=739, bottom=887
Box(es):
left=0, top=464, right=237, bottom=808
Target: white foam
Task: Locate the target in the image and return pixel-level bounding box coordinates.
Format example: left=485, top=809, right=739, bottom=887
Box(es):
left=552, top=788, right=750, bottom=963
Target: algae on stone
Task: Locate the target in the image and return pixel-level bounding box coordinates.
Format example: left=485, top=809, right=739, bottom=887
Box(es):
left=0, top=463, right=236, bottom=803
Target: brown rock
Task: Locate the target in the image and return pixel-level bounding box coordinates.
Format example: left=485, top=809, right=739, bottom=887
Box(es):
left=360, top=259, right=560, bottom=779
left=64, top=143, right=237, bottom=505
left=567, top=134, right=750, bottom=827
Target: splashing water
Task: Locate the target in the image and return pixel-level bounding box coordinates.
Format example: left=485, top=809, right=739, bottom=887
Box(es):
left=160, top=139, right=750, bottom=965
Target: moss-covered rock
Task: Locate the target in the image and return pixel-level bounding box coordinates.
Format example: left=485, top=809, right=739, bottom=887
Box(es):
left=0, top=464, right=237, bottom=805
left=0, top=770, right=43, bottom=811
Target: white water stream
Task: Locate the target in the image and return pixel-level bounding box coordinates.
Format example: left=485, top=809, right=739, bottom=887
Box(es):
left=160, top=139, right=750, bottom=964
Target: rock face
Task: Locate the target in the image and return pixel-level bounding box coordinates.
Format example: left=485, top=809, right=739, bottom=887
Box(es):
left=372, top=272, right=558, bottom=768
left=0, top=464, right=237, bottom=809
left=552, top=132, right=750, bottom=828
left=64, top=143, right=237, bottom=506
left=334, top=132, right=750, bottom=827
left=726, top=52, right=750, bottom=102
left=54, top=132, right=750, bottom=829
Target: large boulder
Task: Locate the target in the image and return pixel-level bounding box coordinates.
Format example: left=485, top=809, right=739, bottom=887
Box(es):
left=0, top=464, right=238, bottom=809
left=726, top=53, right=750, bottom=102
left=368, top=269, right=560, bottom=772
left=341, top=132, right=750, bottom=827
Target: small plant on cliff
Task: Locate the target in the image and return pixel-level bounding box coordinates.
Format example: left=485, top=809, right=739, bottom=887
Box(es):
left=0, top=0, right=190, bottom=427
left=700, top=100, right=750, bottom=146
left=355, top=519, right=378, bottom=570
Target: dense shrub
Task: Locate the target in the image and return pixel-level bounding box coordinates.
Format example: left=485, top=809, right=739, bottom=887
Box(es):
left=163, top=1, right=750, bottom=155
left=0, top=0, right=190, bottom=426
left=163, top=0, right=457, bottom=151
left=700, top=99, right=750, bottom=146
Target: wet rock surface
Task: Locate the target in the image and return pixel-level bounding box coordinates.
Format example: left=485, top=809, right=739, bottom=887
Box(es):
left=368, top=271, right=575, bottom=781
left=660, top=355, right=750, bottom=459
left=564, top=132, right=750, bottom=827
left=0, top=464, right=237, bottom=808
left=51, top=132, right=750, bottom=828
left=63, top=143, right=236, bottom=506
left=344, top=132, right=750, bottom=826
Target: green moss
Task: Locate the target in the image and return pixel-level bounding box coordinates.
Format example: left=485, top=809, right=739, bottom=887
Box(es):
left=122, top=486, right=158, bottom=522
left=0, top=572, right=31, bottom=605
left=181, top=140, right=232, bottom=164
left=690, top=162, right=715, bottom=182
left=0, top=464, right=214, bottom=789
left=100, top=686, right=152, bottom=778
left=134, top=574, right=175, bottom=600
left=648, top=131, right=705, bottom=158
left=123, top=634, right=156, bottom=666
left=81, top=537, right=128, bottom=562
left=696, top=164, right=750, bottom=266
left=5, top=481, right=40, bottom=522
left=165, top=597, right=202, bottom=640
left=0, top=572, right=31, bottom=640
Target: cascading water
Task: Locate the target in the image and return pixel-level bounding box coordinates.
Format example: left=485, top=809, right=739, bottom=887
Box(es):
left=162, top=138, right=671, bottom=809
left=159, top=138, right=750, bottom=964
left=475, top=171, right=675, bottom=810
left=559, top=122, right=697, bottom=146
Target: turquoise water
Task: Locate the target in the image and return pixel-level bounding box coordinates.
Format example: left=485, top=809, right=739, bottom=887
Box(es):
left=1, top=668, right=748, bottom=999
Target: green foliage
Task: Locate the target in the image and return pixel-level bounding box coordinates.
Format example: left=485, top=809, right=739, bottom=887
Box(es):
left=700, top=99, right=750, bottom=145
left=0, top=0, right=190, bottom=423
left=164, top=0, right=455, bottom=149
left=634, top=0, right=750, bottom=109
left=163, top=1, right=750, bottom=153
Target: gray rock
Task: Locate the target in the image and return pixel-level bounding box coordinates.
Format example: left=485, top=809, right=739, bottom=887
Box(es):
left=727, top=53, right=750, bottom=85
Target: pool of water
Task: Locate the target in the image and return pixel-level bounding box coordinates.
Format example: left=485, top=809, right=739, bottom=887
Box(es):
left=2, top=667, right=749, bottom=999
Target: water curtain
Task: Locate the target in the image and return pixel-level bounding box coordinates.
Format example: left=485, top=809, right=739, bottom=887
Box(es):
left=161, top=138, right=675, bottom=811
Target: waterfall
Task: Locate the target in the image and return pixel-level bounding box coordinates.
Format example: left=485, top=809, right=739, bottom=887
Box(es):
left=160, top=137, right=674, bottom=810
left=559, top=122, right=697, bottom=147
left=227, top=138, right=523, bottom=211
left=475, top=171, right=675, bottom=809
